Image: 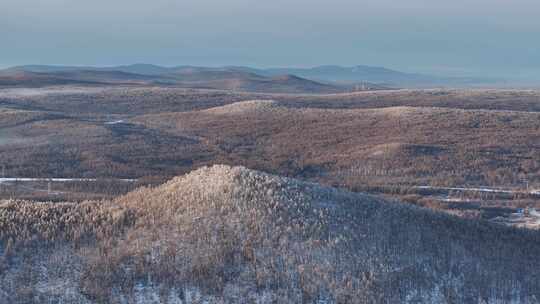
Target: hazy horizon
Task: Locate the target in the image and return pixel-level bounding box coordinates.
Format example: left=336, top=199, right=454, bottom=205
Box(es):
left=2, top=0, right=540, bottom=81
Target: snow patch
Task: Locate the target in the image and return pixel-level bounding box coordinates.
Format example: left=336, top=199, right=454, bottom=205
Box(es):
left=0, top=177, right=136, bottom=183
left=105, top=120, right=125, bottom=125
left=204, top=100, right=280, bottom=115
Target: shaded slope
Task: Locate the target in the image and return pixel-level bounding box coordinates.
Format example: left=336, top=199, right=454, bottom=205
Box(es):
left=0, top=71, right=104, bottom=87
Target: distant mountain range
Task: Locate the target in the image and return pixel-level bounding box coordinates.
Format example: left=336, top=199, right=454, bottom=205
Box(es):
left=0, top=69, right=352, bottom=94
left=238, top=65, right=503, bottom=87
left=0, top=64, right=502, bottom=92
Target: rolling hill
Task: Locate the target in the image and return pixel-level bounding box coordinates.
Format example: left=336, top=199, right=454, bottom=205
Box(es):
left=0, top=87, right=538, bottom=217
left=0, top=71, right=104, bottom=87
left=1, top=165, right=539, bottom=302
left=231, top=65, right=501, bottom=87
left=3, top=63, right=499, bottom=88
left=0, top=88, right=538, bottom=189
left=0, top=66, right=349, bottom=93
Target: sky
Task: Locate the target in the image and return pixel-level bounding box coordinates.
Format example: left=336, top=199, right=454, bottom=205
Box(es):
left=1, top=0, right=540, bottom=80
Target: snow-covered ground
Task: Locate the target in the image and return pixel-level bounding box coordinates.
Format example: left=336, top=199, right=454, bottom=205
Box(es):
left=105, top=120, right=125, bottom=125
left=0, top=86, right=107, bottom=97
left=0, top=177, right=136, bottom=183
left=438, top=197, right=474, bottom=203
left=491, top=207, right=540, bottom=229
left=529, top=209, right=540, bottom=218
left=414, top=185, right=539, bottom=195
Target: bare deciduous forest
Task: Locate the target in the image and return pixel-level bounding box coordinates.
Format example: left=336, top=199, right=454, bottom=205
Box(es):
left=0, top=86, right=539, bottom=302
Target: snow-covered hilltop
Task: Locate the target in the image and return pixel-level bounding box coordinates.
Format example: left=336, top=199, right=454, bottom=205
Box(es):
left=1, top=165, right=539, bottom=303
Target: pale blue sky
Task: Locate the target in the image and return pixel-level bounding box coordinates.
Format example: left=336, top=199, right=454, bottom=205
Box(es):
left=1, top=0, right=539, bottom=79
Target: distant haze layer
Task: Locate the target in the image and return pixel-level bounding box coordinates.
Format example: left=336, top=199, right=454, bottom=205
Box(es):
left=1, top=0, right=540, bottom=80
